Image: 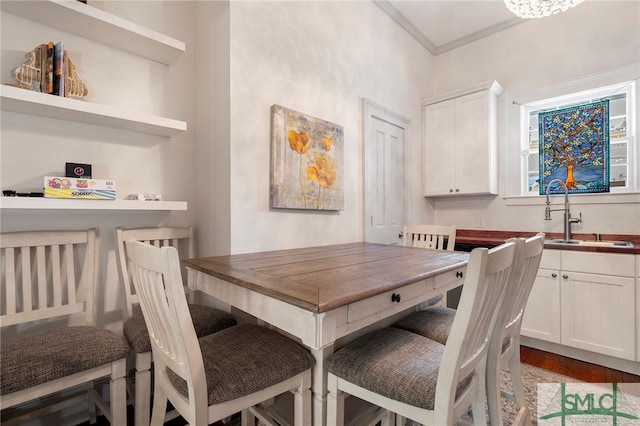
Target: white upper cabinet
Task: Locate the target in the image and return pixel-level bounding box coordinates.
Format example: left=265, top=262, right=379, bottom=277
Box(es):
left=423, top=80, right=503, bottom=197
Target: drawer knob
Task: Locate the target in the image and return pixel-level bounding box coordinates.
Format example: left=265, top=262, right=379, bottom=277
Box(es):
left=456, top=271, right=463, bottom=278
left=391, top=293, right=401, bottom=303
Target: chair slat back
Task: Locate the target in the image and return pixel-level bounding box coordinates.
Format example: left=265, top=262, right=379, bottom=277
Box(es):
left=502, top=233, right=545, bottom=335
left=125, top=241, right=205, bottom=412
left=435, top=241, right=515, bottom=420
left=115, top=226, right=194, bottom=322
left=1, top=229, right=96, bottom=328
left=403, top=224, right=456, bottom=251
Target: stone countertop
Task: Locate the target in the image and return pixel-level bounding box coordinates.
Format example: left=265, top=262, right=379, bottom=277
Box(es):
left=455, top=229, right=640, bottom=255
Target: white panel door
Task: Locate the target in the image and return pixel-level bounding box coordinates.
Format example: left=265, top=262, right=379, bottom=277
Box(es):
left=364, top=101, right=406, bottom=245
left=423, top=99, right=455, bottom=196
left=561, top=271, right=635, bottom=360
left=454, top=91, right=490, bottom=194
left=521, top=268, right=561, bottom=343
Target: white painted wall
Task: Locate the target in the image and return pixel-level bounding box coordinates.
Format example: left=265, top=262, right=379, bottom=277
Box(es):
left=194, top=1, right=232, bottom=257
left=427, top=0, right=640, bottom=235
left=2, top=0, right=639, bottom=332
left=1, top=0, right=639, bottom=423
left=1, top=0, right=434, bottom=325
left=0, top=1, right=197, bottom=333
left=224, top=0, right=434, bottom=254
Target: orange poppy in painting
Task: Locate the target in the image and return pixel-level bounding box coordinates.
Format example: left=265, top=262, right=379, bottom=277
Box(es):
left=322, top=137, right=332, bottom=151
left=307, top=156, right=337, bottom=188
left=287, top=130, right=311, bottom=154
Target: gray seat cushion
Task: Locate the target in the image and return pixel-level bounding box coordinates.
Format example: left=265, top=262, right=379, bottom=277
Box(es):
left=167, top=324, right=314, bottom=405
left=393, top=306, right=455, bottom=345
left=395, top=306, right=513, bottom=355
left=325, top=327, right=470, bottom=410
left=424, top=294, right=444, bottom=307
left=1, top=326, right=130, bottom=395
left=124, top=304, right=236, bottom=353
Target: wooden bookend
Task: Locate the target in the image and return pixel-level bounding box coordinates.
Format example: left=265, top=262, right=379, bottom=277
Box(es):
left=9, top=43, right=88, bottom=99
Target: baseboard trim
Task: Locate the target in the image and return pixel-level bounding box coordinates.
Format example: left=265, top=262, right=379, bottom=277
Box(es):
left=521, top=337, right=640, bottom=375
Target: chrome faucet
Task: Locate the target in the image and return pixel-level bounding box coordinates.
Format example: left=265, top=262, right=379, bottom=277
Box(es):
left=544, top=178, right=582, bottom=242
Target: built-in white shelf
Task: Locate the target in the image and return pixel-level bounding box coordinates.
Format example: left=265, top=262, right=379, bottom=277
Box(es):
left=0, top=197, right=187, bottom=211
left=1, top=85, right=187, bottom=137
left=0, top=0, right=185, bottom=65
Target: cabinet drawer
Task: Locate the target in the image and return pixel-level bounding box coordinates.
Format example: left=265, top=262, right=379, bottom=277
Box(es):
left=539, top=249, right=561, bottom=270
left=562, top=251, right=635, bottom=276
left=347, top=280, right=427, bottom=323
left=434, top=267, right=466, bottom=289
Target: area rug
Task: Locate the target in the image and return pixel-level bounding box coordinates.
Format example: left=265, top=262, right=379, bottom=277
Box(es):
left=494, top=363, right=580, bottom=425
left=406, top=363, right=580, bottom=426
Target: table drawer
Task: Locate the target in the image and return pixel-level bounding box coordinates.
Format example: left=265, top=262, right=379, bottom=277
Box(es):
left=434, top=267, right=466, bottom=289
left=347, top=280, right=427, bottom=323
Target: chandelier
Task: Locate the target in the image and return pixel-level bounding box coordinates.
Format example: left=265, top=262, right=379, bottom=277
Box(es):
left=504, top=0, right=584, bottom=19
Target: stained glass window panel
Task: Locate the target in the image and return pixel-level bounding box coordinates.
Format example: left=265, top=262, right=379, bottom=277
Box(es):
left=539, top=100, right=610, bottom=195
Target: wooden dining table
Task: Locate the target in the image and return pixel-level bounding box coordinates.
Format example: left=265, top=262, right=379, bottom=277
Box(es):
left=184, top=242, right=469, bottom=426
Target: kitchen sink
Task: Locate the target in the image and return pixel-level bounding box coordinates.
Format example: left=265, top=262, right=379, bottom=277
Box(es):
left=545, top=239, right=634, bottom=248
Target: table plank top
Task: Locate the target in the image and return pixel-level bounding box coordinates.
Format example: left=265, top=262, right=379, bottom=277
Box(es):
left=184, top=242, right=470, bottom=313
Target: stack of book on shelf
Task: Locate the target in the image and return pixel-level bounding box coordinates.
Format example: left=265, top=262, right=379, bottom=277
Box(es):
left=9, top=42, right=88, bottom=99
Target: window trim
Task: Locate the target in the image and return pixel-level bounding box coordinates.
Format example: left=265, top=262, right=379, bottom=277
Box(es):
left=503, top=64, right=639, bottom=202
left=504, top=192, right=640, bottom=206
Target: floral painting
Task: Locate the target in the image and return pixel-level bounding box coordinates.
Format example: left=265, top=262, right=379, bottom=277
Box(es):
left=271, top=105, right=344, bottom=210
left=539, top=100, right=609, bottom=195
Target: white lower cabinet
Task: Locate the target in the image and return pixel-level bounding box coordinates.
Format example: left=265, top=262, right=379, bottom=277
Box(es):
left=522, top=250, right=636, bottom=361
left=521, top=250, right=561, bottom=343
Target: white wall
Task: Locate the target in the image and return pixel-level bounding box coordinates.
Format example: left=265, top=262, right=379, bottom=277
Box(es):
left=2, top=0, right=638, bottom=333
left=427, top=0, right=640, bottom=235
left=194, top=1, right=232, bottom=257
left=0, top=1, right=197, bottom=332
left=224, top=0, right=434, bottom=254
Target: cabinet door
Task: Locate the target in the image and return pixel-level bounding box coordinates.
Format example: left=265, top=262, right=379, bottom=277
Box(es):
left=424, top=100, right=455, bottom=196
left=561, top=271, right=635, bottom=360
left=521, top=268, right=561, bottom=343
left=454, top=91, right=491, bottom=194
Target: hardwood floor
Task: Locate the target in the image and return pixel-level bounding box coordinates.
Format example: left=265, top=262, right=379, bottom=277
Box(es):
left=520, top=346, right=640, bottom=383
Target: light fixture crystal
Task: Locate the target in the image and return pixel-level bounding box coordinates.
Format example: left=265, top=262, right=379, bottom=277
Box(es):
left=504, top=0, right=584, bottom=19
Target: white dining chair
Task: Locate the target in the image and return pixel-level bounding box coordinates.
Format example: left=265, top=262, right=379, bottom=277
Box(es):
left=115, top=226, right=237, bottom=426
left=394, top=233, right=545, bottom=425
left=325, top=241, right=516, bottom=426
left=403, top=224, right=457, bottom=307
left=402, top=224, right=456, bottom=251
left=125, top=240, right=314, bottom=426
left=1, top=229, right=129, bottom=425
left=487, top=233, right=544, bottom=426
left=513, top=406, right=533, bottom=426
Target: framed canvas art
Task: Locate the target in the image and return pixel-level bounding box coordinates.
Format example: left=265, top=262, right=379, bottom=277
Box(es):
left=270, top=105, right=344, bottom=210
left=539, top=100, right=610, bottom=195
